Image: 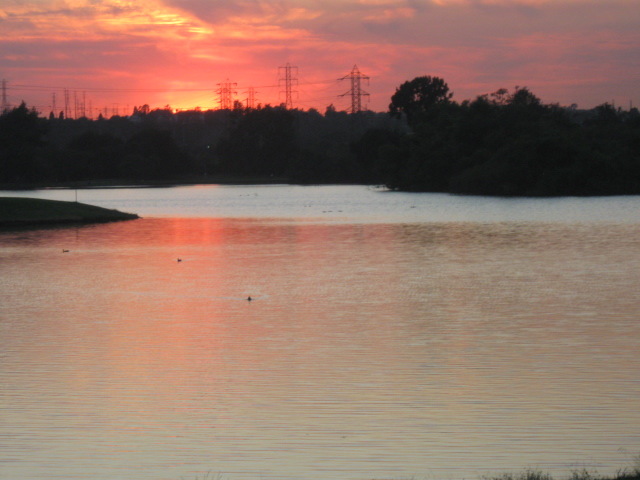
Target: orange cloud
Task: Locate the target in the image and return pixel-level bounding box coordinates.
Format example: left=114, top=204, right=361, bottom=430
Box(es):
left=430, top=0, right=584, bottom=5
left=0, top=0, right=638, bottom=113
left=0, top=0, right=212, bottom=41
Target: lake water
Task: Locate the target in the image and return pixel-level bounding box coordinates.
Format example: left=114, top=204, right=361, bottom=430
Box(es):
left=1, top=185, right=640, bottom=480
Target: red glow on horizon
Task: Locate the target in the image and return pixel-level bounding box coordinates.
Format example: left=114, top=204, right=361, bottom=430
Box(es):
left=1, top=0, right=638, bottom=113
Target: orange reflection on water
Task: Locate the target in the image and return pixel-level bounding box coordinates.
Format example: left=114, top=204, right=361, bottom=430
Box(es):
left=3, top=218, right=640, bottom=480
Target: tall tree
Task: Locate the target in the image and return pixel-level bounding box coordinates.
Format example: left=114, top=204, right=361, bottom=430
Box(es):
left=389, top=76, right=453, bottom=124
left=0, top=102, right=49, bottom=182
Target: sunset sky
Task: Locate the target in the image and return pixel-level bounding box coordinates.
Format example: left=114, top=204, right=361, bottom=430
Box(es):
left=1, top=0, right=638, bottom=116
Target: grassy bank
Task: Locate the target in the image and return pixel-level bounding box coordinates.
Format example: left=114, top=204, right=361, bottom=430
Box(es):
left=187, top=463, right=640, bottom=480
left=482, top=467, right=640, bottom=480
left=481, top=467, right=640, bottom=480
left=0, top=197, right=139, bottom=227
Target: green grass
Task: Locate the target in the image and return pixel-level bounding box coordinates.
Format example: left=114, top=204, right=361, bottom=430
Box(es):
left=0, top=197, right=139, bottom=227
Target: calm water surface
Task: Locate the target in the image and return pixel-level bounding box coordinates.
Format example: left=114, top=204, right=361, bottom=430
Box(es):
left=1, top=185, right=640, bottom=480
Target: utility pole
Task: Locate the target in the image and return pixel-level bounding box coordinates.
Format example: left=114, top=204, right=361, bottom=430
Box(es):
left=216, top=79, right=237, bottom=110
left=338, top=65, right=370, bottom=113
left=1, top=79, right=8, bottom=112
left=278, top=63, right=298, bottom=109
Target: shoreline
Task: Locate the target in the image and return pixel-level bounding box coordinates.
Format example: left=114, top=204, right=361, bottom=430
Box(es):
left=2, top=177, right=637, bottom=198
left=0, top=175, right=295, bottom=191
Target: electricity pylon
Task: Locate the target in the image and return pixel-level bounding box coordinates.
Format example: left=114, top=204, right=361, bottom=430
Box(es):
left=245, top=87, right=257, bottom=109
left=1, top=79, right=9, bottom=112
left=278, top=63, right=298, bottom=109
left=339, top=65, right=370, bottom=113
left=64, top=89, right=70, bottom=119
left=217, top=79, right=237, bottom=110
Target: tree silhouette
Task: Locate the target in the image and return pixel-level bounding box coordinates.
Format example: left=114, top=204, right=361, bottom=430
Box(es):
left=389, top=76, right=453, bottom=124
left=0, top=102, right=49, bottom=182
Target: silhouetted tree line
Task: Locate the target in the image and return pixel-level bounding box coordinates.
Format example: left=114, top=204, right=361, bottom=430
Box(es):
left=0, top=103, right=194, bottom=184
left=1, top=76, right=639, bottom=195
left=375, top=76, right=640, bottom=195
left=0, top=101, right=401, bottom=186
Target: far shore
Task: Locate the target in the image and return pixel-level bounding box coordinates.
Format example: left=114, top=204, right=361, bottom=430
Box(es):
left=0, top=174, right=295, bottom=191
left=0, top=197, right=139, bottom=228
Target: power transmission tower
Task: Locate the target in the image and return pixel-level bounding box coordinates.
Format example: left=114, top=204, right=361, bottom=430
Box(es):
left=278, top=63, right=298, bottom=109
left=217, top=79, right=237, bottom=110
left=51, top=92, right=57, bottom=117
left=245, top=86, right=257, bottom=109
left=339, top=65, right=370, bottom=113
left=1, top=79, right=8, bottom=112
left=64, top=89, right=70, bottom=119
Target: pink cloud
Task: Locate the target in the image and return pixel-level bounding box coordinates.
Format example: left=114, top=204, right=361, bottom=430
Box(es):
left=0, top=0, right=638, bottom=113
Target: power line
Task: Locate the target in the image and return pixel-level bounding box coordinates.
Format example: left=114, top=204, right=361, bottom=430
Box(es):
left=8, top=79, right=344, bottom=100
left=11, top=84, right=216, bottom=93
left=4, top=70, right=374, bottom=114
